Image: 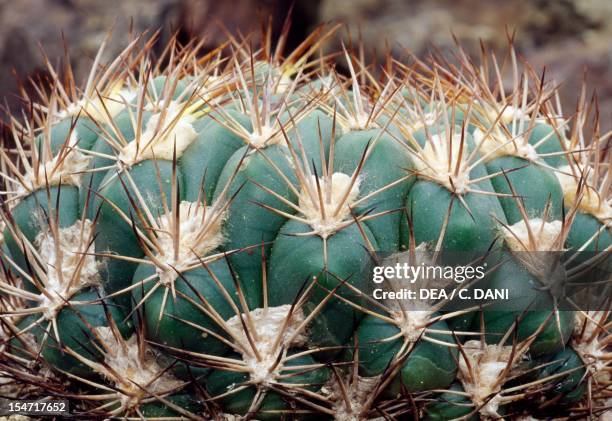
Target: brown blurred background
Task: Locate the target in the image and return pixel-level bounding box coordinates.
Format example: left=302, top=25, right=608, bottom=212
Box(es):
left=0, top=0, right=610, bottom=130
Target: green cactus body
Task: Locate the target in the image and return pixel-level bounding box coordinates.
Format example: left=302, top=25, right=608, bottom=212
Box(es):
left=132, top=260, right=239, bottom=356
left=206, top=352, right=330, bottom=419
left=538, top=347, right=587, bottom=404
left=0, top=30, right=609, bottom=420
left=269, top=220, right=377, bottom=353
left=5, top=186, right=80, bottom=277
left=486, top=155, right=563, bottom=224
left=423, top=383, right=477, bottom=421
left=334, top=129, right=414, bottom=251
left=29, top=290, right=130, bottom=377
left=355, top=314, right=458, bottom=394
left=36, top=116, right=100, bottom=155
left=481, top=256, right=575, bottom=357
left=214, top=144, right=298, bottom=308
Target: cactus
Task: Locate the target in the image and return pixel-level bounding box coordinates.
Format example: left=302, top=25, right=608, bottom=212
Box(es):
left=0, top=27, right=609, bottom=420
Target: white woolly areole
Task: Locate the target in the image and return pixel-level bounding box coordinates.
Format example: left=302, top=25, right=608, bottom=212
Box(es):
left=390, top=310, right=433, bottom=343
left=18, top=131, right=90, bottom=196
left=346, top=112, right=370, bottom=131
left=155, top=201, right=225, bottom=284
left=87, top=88, right=137, bottom=121
left=556, top=165, right=611, bottom=224
left=402, top=110, right=441, bottom=135
left=414, top=132, right=470, bottom=193
left=95, top=327, right=182, bottom=403
left=500, top=106, right=527, bottom=124
left=479, top=104, right=528, bottom=126
left=225, top=305, right=307, bottom=384
left=119, top=101, right=197, bottom=164
left=247, top=124, right=283, bottom=148
left=502, top=218, right=563, bottom=252
left=458, top=340, right=515, bottom=418
left=473, top=104, right=569, bottom=163
left=56, top=84, right=134, bottom=121
left=572, top=311, right=610, bottom=384
left=35, top=220, right=100, bottom=318
left=322, top=374, right=381, bottom=421
left=418, top=112, right=438, bottom=129
left=298, top=173, right=360, bottom=236
left=480, top=102, right=566, bottom=130
left=473, top=127, right=539, bottom=162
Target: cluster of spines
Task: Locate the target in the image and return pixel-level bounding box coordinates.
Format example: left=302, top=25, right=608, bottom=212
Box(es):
left=0, top=25, right=609, bottom=420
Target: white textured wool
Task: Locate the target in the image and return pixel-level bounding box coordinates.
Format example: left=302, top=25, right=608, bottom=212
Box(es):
left=324, top=374, right=382, bottom=421
left=298, top=172, right=360, bottom=236
left=96, top=327, right=182, bottom=399
left=413, top=132, right=470, bottom=193
left=156, top=202, right=224, bottom=261
left=155, top=201, right=225, bottom=284
left=225, top=305, right=307, bottom=384
left=35, top=219, right=101, bottom=318
left=473, top=127, right=539, bottom=162
left=556, top=165, right=611, bottom=224
left=119, top=101, right=197, bottom=163
left=391, top=310, right=433, bottom=343
left=20, top=131, right=89, bottom=194
left=502, top=218, right=563, bottom=252
left=572, top=311, right=610, bottom=384
left=247, top=124, right=284, bottom=148
left=457, top=340, right=515, bottom=418
left=57, top=85, right=135, bottom=122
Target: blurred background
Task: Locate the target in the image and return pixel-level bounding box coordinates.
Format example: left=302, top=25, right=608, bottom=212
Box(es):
left=0, top=0, right=610, bottom=130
